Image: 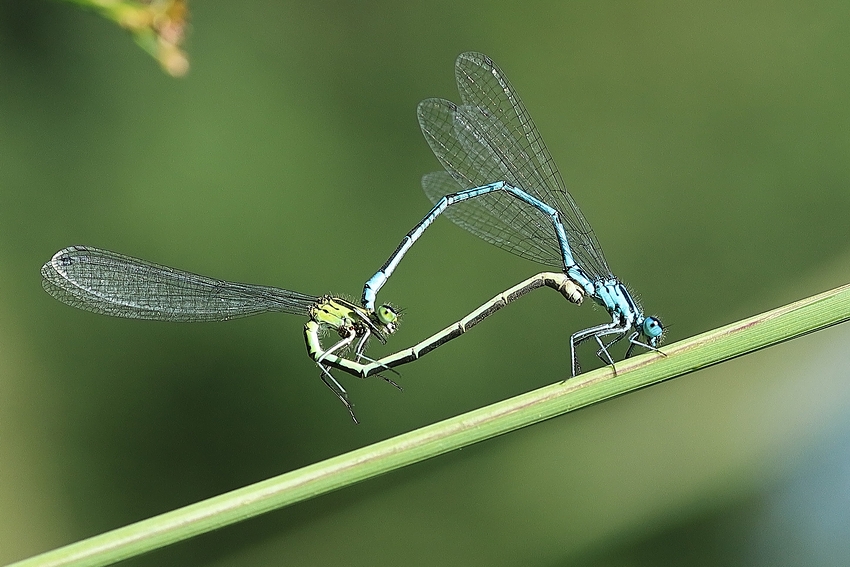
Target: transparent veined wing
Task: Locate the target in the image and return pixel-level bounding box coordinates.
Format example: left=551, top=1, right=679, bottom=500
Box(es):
left=421, top=170, right=565, bottom=267
left=417, top=51, right=612, bottom=279
left=41, top=246, right=318, bottom=321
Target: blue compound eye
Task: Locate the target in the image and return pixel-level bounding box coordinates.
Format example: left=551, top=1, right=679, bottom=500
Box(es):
left=643, top=316, right=663, bottom=339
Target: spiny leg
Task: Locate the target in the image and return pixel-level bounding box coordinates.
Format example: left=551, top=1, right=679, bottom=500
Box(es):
left=625, top=332, right=667, bottom=360
left=346, top=332, right=402, bottom=390
left=317, top=363, right=358, bottom=423
left=353, top=330, right=372, bottom=362
left=570, top=320, right=626, bottom=376
left=355, top=351, right=402, bottom=381
left=595, top=330, right=628, bottom=367
left=353, top=332, right=402, bottom=381
left=316, top=330, right=360, bottom=422
left=317, top=330, right=356, bottom=364
left=590, top=326, right=630, bottom=375
left=377, top=372, right=403, bottom=392
left=360, top=360, right=403, bottom=390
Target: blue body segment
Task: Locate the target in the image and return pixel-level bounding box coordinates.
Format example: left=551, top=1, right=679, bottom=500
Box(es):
left=362, top=180, right=578, bottom=309
left=362, top=52, right=664, bottom=375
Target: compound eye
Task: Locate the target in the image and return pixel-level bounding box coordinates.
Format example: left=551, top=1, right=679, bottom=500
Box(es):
left=376, top=304, right=398, bottom=325
left=643, top=316, right=663, bottom=339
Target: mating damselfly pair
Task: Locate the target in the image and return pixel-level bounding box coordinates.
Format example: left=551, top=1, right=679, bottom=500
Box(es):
left=42, top=52, right=664, bottom=421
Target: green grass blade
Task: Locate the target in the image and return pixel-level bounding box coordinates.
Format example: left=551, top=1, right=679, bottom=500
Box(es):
left=8, top=281, right=850, bottom=567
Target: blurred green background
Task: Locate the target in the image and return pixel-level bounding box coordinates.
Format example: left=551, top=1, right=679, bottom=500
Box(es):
left=3, top=1, right=850, bottom=565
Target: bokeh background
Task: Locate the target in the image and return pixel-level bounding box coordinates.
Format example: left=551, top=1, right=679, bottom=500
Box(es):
left=3, top=1, right=850, bottom=565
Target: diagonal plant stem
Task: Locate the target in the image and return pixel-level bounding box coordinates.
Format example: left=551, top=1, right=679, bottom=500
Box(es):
left=60, top=0, right=189, bottom=76
left=8, top=280, right=850, bottom=567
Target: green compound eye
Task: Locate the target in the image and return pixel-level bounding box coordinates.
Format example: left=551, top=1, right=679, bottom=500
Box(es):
left=376, top=304, right=398, bottom=325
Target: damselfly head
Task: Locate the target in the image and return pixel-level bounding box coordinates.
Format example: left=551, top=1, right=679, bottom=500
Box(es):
left=642, top=316, right=664, bottom=346
left=375, top=304, right=400, bottom=334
